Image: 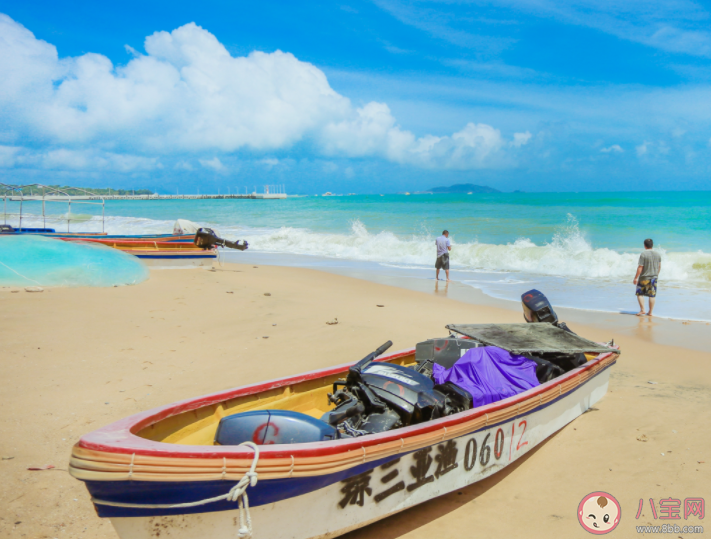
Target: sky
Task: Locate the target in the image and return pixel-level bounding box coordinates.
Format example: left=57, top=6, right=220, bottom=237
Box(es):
left=2, top=1, right=711, bottom=193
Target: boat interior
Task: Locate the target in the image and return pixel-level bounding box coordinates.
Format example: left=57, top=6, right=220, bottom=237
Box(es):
left=136, top=352, right=416, bottom=446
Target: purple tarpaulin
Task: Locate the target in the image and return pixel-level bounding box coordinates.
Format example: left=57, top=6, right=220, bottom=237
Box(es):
left=432, top=346, right=539, bottom=408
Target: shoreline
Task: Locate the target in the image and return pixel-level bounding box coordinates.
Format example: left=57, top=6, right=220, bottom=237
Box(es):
left=219, top=250, right=711, bottom=353
left=1, top=263, right=709, bottom=539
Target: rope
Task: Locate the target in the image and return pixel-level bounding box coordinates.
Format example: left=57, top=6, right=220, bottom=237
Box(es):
left=91, top=442, right=259, bottom=538
left=0, top=260, right=42, bottom=285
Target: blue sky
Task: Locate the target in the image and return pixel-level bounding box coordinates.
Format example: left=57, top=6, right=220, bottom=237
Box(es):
left=2, top=1, right=711, bottom=193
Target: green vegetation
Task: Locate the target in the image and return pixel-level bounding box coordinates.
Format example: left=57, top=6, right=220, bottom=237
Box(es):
left=24, top=185, right=154, bottom=196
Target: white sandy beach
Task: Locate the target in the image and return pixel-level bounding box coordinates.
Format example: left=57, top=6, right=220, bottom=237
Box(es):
left=1, top=264, right=709, bottom=539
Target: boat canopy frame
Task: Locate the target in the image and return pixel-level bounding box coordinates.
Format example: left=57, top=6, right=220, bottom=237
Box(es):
left=1, top=183, right=105, bottom=233
left=446, top=323, right=615, bottom=355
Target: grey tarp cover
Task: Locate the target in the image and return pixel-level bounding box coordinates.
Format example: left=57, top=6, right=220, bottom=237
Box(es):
left=446, top=323, right=616, bottom=355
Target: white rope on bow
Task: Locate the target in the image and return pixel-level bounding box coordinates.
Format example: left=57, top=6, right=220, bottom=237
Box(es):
left=91, top=442, right=260, bottom=538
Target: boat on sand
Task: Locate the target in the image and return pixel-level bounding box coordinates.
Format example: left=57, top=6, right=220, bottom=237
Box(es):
left=60, top=238, right=219, bottom=267
left=69, top=306, right=618, bottom=539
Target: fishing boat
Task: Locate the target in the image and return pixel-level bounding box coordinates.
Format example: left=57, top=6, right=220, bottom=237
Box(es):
left=60, top=238, right=218, bottom=267
left=1, top=225, right=196, bottom=242
left=69, top=295, right=619, bottom=539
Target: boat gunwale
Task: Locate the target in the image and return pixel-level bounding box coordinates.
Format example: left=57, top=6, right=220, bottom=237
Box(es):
left=76, top=345, right=619, bottom=461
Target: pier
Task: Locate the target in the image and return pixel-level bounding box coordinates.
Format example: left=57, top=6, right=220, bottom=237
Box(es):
left=6, top=193, right=288, bottom=201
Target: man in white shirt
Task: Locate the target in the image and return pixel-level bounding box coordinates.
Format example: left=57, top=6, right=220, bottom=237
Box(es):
left=435, top=230, right=452, bottom=282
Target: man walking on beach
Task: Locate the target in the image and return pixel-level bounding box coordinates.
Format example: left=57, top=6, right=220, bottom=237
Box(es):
left=633, top=238, right=661, bottom=316
left=435, top=230, right=452, bottom=282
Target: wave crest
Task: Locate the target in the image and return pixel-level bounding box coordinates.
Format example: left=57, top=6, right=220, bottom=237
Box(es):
left=11, top=213, right=711, bottom=287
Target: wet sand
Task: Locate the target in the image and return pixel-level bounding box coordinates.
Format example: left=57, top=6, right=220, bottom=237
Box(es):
left=1, top=264, right=709, bottom=538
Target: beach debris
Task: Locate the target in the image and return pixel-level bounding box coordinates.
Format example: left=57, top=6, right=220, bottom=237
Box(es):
left=637, top=434, right=648, bottom=442
left=376, top=305, right=385, bottom=307
left=672, top=429, right=677, bottom=433
left=647, top=381, right=658, bottom=385
left=24, top=286, right=44, bottom=293
left=27, top=465, right=55, bottom=471
left=262, top=336, right=269, bottom=339
left=226, top=291, right=234, bottom=294
left=11, top=290, right=19, bottom=293
left=2, top=456, right=14, bottom=460
left=272, top=323, right=277, bottom=326
left=253, top=266, right=258, bottom=268
left=264, top=293, right=271, bottom=296
left=661, top=453, right=665, bottom=456
left=326, top=318, right=338, bottom=325
left=699, top=461, right=705, bottom=464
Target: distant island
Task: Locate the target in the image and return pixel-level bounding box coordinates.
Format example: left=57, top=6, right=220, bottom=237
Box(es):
left=426, top=183, right=501, bottom=194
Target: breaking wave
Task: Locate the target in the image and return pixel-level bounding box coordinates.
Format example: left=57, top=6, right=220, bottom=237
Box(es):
left=12, top=212, right=711, bottom=288
left=242, top=218, right=711, bottom=287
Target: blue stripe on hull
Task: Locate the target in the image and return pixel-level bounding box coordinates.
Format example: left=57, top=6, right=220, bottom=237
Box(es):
left=85, top=362, right=613, bottom=518
left=88, top=459, right=390, bottom=518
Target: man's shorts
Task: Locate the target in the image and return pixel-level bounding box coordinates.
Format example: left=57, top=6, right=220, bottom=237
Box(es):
left=636, top=277, right=657, bottom=297
left=435, top=253, right=450, bottom=270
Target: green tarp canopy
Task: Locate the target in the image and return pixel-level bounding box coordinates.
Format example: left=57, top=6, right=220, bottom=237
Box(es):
left=446, top=323, right=616, bottom=355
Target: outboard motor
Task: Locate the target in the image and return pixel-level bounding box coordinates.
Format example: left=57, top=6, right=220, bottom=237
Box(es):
left=521, top=289, right=575, bottom=333
left=214, top=341, right=474, bottom=445
left=521, top=289, right=586, bottom=374
left=322, top=341, right=471, bottom=437
left=521, top=289, right=558, bottom=324
left=194, top=227, right=248, bottom=251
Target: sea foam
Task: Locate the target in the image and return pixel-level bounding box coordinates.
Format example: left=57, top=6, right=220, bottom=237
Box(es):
left=11, top=212, right=711, bottom=288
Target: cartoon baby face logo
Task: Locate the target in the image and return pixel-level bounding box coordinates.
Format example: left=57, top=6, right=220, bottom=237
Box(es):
left=578, top=492, right=621, bottom=534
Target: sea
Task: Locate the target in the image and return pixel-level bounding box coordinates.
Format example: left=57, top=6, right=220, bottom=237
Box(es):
left=6, top=192, right=711, bottom=322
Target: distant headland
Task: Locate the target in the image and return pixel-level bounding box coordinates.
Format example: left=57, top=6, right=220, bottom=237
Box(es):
left=425, top=183, right=501, bottom=194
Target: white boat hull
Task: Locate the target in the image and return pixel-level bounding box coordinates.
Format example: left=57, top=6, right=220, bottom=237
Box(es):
left=110, top=366, right=610, bottom=539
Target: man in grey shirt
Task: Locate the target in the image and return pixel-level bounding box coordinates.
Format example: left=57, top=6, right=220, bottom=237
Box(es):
left=633, top=238, right=661, bottom=316
left=435, top=230, right=452, bottom=282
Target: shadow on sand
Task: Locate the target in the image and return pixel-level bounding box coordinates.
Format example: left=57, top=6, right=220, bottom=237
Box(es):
left=341, top=432, right=558, bottom=539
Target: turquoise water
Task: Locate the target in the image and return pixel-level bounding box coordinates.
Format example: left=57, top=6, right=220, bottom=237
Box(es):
left=4, top=192, right=711, bottom=317
left=10, top=191, right=709, bottom=249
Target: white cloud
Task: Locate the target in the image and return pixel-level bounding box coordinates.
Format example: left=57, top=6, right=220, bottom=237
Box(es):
left=0, top=145, right=161, bottom=171
left=199, top=157, right=226, bottom=172
left=321, top=161, right=339, bottom=173
left=601, top=144, right=624, bottom=153
left=321, top=103, right=512, bottom=168
left=0, top=145, right=21, bottom=167
left=0, top=14, right=525, bottom=171
left=511, top=131, right=532, bottom=147
left=174, top=160, right=194, bottom=171
left=636, top=142, right=650, bottom=156
left=258, top=158, right=280, bottom=168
